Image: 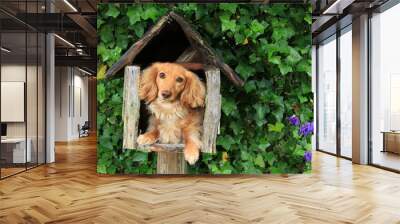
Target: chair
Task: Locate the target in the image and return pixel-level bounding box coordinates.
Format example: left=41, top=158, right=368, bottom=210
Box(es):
left=78, top=121, right=90, bottom=138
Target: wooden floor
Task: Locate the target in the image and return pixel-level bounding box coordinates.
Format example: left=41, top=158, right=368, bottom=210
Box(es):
left=1, top=136, right=400, bottom=224
left=372, top=150, right=400, bottom=171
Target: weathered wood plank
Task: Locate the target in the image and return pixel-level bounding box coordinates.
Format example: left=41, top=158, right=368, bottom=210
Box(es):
left=170, top=12, right=244, bottom=87
left=105, top=11, right=244, bottom=87
left=157, top=152, right=187, bottom=174
left=122, top=66, right=141, bottom=150
left=138, top=144, right=184, bottom=152
left=176, top=47, right=198, bottom=62
left=105, top=15, right=171, bottom=79
left=202, top=67, right=221, bottom=154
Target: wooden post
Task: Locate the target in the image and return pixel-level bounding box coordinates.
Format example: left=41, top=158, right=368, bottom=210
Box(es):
left=122, top=66, right=141, bottom=150
left=151, top=47, right=200, bottom=174
left=156, top=143, right=187, bottom=174
left=202, top=67, right=221, bottom=153
left=157, top=151, right=187, bottom=174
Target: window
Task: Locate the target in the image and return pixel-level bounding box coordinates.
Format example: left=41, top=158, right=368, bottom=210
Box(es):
left=0, top=1, right=47, bottom=179
left=370, top=3, right=400, bottom=171
left=317, top=35, right=337, bottom=154
left=339, top=27, right=352, bottom=158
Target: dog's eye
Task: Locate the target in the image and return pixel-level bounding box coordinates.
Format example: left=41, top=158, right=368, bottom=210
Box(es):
left=159, top=72, right=166, bottom=79
left=176, top=77, right=184, bottom=83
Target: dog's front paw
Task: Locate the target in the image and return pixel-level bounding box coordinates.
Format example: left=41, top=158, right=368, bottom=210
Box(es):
left=137, top=133, right=158, bottom=145
left=184, top=144, right=199, bottom=165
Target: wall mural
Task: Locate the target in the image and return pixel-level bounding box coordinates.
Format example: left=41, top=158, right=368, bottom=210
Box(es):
left=97, top=3, right=313, bottom=174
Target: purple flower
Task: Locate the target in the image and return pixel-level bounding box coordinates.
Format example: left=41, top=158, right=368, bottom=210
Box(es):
left=288, top=115, right=300, bottom=126
left=304, top=151, right=312, bottom=162
left=299, top=122, right=314, bottom=137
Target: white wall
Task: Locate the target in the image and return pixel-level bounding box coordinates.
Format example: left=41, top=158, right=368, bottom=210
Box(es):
left=55, top=67, right=89, bottom=141
left=1, top=63, right=46, bottom=164
left=1, top=65, right=39, bottom=138
left=55, top=66, right=69, bottom=141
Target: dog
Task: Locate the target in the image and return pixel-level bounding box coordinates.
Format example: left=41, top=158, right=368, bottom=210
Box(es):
left=137, top=62, right=206, bottom=165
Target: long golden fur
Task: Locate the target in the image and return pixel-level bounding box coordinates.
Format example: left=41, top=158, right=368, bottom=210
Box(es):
left=137, top=62, right=206, bottom=165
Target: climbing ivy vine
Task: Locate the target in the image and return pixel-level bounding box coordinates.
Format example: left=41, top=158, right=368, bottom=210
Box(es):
left=97, top=3, right=313, bottom=174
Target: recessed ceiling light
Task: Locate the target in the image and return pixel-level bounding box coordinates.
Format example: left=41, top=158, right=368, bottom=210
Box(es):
left=63, top=0, right=78, bottom=12
left=1, top=47, right=11, bottom=53
left=322, top=0, right=355, bottom=15
left=54, top=34, right=75, bottom=48
left=78, top=67, right=93, bottom=76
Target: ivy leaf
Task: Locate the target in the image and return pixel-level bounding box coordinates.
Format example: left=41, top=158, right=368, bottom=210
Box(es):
left=97, top=18, right=104, bottom=29
left=235, top=62, right=256, bottom=80
left=97, top=164, right=107, bottom=174
left=106, top=47, right=122, bottom=66
left=132, top=152, right=148, bottom=162
left=269, top=167, right=282, bottom=174
left=106, top=5, right=120, bottom=18
left=265, top=152, right=276, bottom=166
left=278, top=63, right=293, bottom=75
left=126, top=6, right=142, bottom=25
left=249, top=54, right=260, bottom=64
left=258, top=138, right=271, bottom=150
left=304, top=13, right=312, bottom=25
left=219, top=3, right=238, bottom=14
left=298, top=95, right=308, bottom=103
left=142, top=7, right=159, bottom=22
left=99, top=25, right=113, bottom=43
left=234, top=33, right=245, bottom=45
left=217, top=135, right=235, bottom=150
left=294, top=145, right=305, bottom=157
left=133, top=23, right=145, bottom=38
left=249, top=20, right=266, bottom=39
left=229, top=121, right=242, bottom=135
left=97, top=64, right=107, bottom=80
left=272, top=106, right=284, bottom=122
left=222, top=152, right=229, bottom=162
left=297, top=59, right=311, bottom=75
left=254, top=154, right=265, bottom=168
left=220, top=14, right=236, bottom=32
left=272, top=26, right=295, bottom=41
left=222, top=97, right=237, bottom=116
left=269, top=55, right=281, bottom=65
left=286, top=47, right=302, bottom=64
left=253, top=103, right=268, bottom=127
left=116, top=34, right=130, bottom=50
left=210, top=163, right=220, bottom=173
left=97, top=83, right=106, bottom=104
left=244, top=80, right=257, bottom=93
left=268, top=122, right=285, bottom=133
left=241, top=151, right=251, bottom=161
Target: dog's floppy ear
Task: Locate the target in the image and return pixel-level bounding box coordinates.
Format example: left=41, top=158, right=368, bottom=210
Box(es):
left=139, top=63, right=159, bottom=103
left=181, top=70, right=206, bottom=108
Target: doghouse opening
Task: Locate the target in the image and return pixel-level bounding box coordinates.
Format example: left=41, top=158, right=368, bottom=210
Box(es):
left=133, top=19, right=206, bottom=81
left=134, top=20, right=190, bottom=67
left=136, top=19, right=208, bottom=138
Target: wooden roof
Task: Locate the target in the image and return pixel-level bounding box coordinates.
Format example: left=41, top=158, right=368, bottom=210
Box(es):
left=104, top=11, right=244, bottom=87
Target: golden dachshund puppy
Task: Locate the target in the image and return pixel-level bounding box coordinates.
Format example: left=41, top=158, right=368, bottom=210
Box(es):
left=137, top=62, right=206, bottom=165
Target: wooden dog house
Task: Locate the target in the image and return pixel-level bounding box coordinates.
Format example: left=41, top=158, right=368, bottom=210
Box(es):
left=105, top=12, right=244, bottom=174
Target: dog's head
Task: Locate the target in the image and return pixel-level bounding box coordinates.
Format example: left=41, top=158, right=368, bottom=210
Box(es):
left=139, top=63, right=206, bottom=108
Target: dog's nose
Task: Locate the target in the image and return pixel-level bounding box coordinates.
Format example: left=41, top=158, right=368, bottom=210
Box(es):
left=161, top=90, right=171, bottom=99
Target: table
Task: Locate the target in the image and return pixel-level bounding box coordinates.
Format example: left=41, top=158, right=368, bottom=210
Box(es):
left=381, top=131, right=400, bottom=154
left=1, top=138, right=31, bottom=163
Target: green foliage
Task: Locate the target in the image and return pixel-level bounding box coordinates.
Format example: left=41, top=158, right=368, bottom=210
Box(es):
left=97, top=3, right=313, bottom=174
